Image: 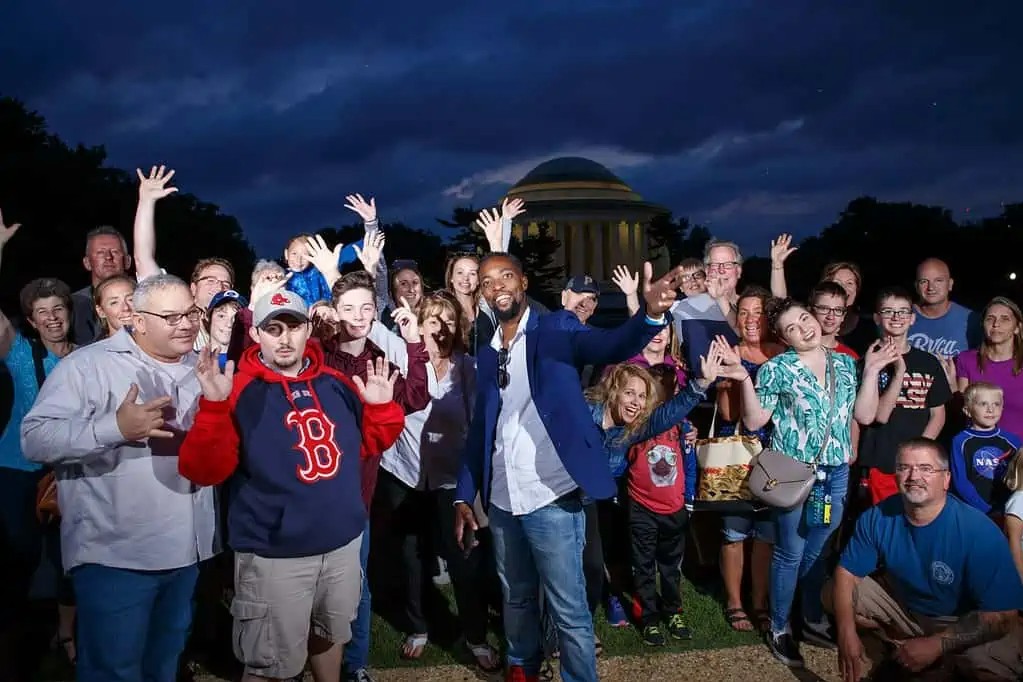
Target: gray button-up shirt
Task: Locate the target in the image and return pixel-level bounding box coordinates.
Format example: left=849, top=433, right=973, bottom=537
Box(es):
left=20, top=328, right=218, bottom=571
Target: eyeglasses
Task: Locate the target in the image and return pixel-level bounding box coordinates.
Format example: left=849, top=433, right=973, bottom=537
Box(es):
left=680, top=272, right=706, bottom=283
left=647, top=450, right=676, bottom=466
left=195, top=275, right=232, bottom=289
left=705, top=262, right=739, bottom=273
left=497, top=348, right=510, bottom=389
left=894, top=464, right=948, bottom=476
left=879, top=308, right=913, bottom=319
left=138, top=308, right=202, bottom=326
left=812, top=304, right=847, bottom=317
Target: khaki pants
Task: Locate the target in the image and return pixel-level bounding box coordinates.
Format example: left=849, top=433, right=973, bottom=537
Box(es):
left=831, top=575, right=1023, bottom=681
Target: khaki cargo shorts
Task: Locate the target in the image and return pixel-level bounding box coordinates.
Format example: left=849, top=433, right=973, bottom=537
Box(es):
left=231, top=534, right=363, bottom=679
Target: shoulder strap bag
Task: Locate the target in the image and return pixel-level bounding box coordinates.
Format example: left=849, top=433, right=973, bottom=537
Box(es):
left=748, top=350, right=836, bottom=509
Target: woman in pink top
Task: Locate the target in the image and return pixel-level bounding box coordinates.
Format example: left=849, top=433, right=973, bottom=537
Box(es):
left=956, top=297, right=1023, bottom=435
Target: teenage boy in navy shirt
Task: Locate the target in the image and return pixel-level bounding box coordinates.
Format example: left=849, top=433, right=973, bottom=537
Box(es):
left=830, top=438, right=1023, bottom=681
left=179, top=290, right=404, bottom=682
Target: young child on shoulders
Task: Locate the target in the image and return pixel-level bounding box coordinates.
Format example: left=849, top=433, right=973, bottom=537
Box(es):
left=284, top=232, right=333, bottom=307
left=624, top=364, right=698, bottom=647
left=1001, top=450, right=1023, bottom=583
left=950, top=382, right=1022, bottom=516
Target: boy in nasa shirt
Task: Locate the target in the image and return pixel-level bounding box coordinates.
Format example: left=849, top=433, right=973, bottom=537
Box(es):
left=950, top=382, right=1022, bottom=516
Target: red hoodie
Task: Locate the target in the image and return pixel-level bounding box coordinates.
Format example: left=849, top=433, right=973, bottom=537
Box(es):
left=179, top=342, right=404, bottom=557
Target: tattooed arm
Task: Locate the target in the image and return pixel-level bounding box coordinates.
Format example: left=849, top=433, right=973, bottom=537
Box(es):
left=938, top=610, right=1017, bottom=655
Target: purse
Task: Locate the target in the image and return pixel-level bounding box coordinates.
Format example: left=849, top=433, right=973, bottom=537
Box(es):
left=748, top=350, right=836, bottom=509
left=695, top=404, right=763, bottom=508
left=35, top=471, right=60, bottom=524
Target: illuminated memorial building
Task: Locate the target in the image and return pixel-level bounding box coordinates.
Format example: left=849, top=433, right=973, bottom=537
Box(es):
left=504, top=156, right=670, bottom=289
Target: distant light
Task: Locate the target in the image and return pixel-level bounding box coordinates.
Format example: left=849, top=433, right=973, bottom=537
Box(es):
left=1011, top=273, right=1017, bottom=281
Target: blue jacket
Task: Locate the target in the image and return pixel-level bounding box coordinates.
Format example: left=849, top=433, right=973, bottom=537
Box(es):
left=456, top=308, right=668, bottom=507
left=587, top=380, right=704, bottom=479
left=286, top=239, right=367, bottom=307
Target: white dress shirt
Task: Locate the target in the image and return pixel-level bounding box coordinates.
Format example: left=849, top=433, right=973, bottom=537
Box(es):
left=489, top=308, right=577, bottom=516
left=20, top=329, right=218, bottom=571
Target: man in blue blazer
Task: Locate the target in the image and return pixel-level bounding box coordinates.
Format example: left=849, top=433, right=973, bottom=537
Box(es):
left=454, top=253, right=683, bottom=682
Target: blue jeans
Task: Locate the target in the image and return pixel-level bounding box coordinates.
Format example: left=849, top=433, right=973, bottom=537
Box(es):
left=770, top=464, right=848, bottom=633
left=72, top=562, right=199, bottom=682
left=344, top=519, right=372, bottom=672
left=490, top=493, right=597, bottom=682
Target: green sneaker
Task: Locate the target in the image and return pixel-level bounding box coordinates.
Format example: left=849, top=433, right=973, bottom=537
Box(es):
left=641, top=625, right=665, bottom=646
left=667, top=613, right=692, bottom=640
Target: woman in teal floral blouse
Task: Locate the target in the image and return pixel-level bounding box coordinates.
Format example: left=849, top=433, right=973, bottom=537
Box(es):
left=712, top=298, right=896, bottom=669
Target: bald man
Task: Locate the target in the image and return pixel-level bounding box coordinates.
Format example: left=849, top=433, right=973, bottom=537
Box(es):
left=908, top=258, right=981, bottom=357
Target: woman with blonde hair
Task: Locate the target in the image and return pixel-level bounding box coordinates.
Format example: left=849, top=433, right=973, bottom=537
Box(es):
left=956, top=297, right=1023, bottom=436
left=92, top=274, right=136, bottom=338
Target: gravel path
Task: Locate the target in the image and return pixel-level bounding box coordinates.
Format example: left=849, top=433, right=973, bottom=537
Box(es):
left=355, top=645, right=842, bottom=682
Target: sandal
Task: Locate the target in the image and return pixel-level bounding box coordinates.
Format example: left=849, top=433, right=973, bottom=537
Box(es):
left=724, top=607, right=754, bottom=632
left=400, top=633, right=428, bottom=660
left=466, top=641, right=501, bottom=672
left=753, top=608, right=771, bottom=633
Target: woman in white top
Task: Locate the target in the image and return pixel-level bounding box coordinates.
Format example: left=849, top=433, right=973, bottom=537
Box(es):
left=372, top=292, right=500, bottom=670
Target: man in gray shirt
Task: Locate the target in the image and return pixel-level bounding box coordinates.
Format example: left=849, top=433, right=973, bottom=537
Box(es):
left=22, top=273, right=217, bottom=682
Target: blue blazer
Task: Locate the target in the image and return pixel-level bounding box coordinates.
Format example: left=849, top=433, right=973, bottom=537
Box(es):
left=456, top=308, right=669, bottom=507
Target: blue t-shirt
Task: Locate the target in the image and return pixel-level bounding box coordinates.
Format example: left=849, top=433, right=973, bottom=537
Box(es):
left=908, top=302, right=981, bottom=357
left=1, top=333, right=61, bottom=472
left=841, top=495, right=1023, bottom=617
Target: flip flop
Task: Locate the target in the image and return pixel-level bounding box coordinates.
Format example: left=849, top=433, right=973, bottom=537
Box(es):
left=400, top=633, right=428, bottom=659
left=724, top=607, right=754, bottom=632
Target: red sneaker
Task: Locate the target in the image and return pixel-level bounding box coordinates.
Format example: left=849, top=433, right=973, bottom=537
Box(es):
left=505, top=665, right=540, bottom=682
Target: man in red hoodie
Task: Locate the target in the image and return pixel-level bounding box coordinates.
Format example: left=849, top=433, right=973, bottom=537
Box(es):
left=179, top=289, right=404, bottom=682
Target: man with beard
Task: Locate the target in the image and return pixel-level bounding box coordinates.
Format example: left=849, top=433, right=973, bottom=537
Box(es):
left=71, top=226, right=133, bottom=345
left=453, top=252, right=683, bottom=682
left=21, top=274, right=217, bottom=682
left=831, top=438, right=1023, bottom=681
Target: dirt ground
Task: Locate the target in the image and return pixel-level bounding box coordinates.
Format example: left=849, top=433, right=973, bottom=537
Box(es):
left=323, top=645, right=843, bottom=682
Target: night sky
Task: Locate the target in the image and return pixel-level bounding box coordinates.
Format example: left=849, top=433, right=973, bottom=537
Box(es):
left=2, top=1, right=1020, bottom=258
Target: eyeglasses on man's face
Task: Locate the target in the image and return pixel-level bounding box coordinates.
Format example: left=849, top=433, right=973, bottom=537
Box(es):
left=812, top=304, right=847, bottom=318
left=894, top=463, right=947, bottom=476
left=680, top=272, right=706, bottom=283
left=705, top=261, right=739, bottom=274
left=137, top=308, right=202, bottom=326
left=196, top=275, right=232, bottom=290
left=879, top=308, right=913, bottom=319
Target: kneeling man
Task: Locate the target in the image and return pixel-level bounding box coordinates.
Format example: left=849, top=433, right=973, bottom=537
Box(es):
left=179, top=290, right=404, bottom=682
left=832, top=437, right=1023, bottom=681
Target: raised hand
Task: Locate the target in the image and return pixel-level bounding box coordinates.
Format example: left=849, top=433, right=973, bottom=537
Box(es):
left=344, top=194, right=377, bottom=223
left=938, top=354, right=957, bottom=388
left=304, top=234, right=343, bottom=277
left=352, top=357, right=398, bottom=405
left=0, top=208, right=22, bottom=250
left=116, top=383, right=174, bottom=441
left=250, top=271, right=291, bottom=309
left=706, top=274, right=728, bottom=300
left=136, top=165, right=178, bottom=203
left=500, top=197, right=526, bottom=221
left=354, top=230, right=385, bottom=275
left=195, top=345, right=235, bottom=402
left=391, top=296, right=421, bottom=343
left=698, top=347, right=726, bottom=384
left=770, top=233, right=797, bottom=267
left=641, top=262, right=681, bottom=316
left=611, top=265, right=639, bottom=297
left=475, top=207, right=503, bottom=249
left=863, top=338, right=900, bottom=374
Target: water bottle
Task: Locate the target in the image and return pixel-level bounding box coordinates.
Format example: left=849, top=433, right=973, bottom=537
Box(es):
left=806, top=470, right=832, bottom=528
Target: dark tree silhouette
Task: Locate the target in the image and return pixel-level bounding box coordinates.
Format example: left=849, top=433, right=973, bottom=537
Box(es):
left=0, top=96, right=255, bottom=312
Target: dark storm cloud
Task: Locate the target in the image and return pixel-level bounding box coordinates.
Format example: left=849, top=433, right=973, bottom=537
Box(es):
left=1, top=0, right=1020, bottom=256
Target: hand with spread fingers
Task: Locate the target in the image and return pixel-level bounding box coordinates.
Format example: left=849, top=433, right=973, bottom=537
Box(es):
left=476, top=207, right=503, bottom=251
left=770, top=233, right=797, bottom=267
left=500, top=197, right=526, bottom=221
left=136, top=165, right=178, bottom=203
left=304, top=234, right=343, bottom=279
left=195, top=345, right=236, bottom=402
left=352, top=357, right=398, bottom=405
left=116, top=384, right=174, bottom=441
left=344, top=194, right=377, bottom=223
left=354, top=230, right=386, bottom=275
left=641, top=262, right=682, bottom=317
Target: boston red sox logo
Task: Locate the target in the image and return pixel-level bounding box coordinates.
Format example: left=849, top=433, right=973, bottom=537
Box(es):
left=285, top=408, right=343, bottom=483
left=271, top=292, right=290, bottom=305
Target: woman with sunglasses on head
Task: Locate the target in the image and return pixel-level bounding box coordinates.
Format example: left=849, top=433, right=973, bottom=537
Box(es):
left=713, top=286, right=784, bottom=634
left=710, top=299, right=896, bottom=668
left=372, top=291, right=501, bottom=670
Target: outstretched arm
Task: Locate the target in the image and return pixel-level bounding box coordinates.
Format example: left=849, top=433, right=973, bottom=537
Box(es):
left=133, top=166, right=178, bottom=280
left=769, top=234, right=796, bottom=298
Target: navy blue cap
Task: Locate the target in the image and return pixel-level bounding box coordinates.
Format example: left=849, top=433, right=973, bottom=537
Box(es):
left=564, top=275, right=599, bottom=295
left=207, top=289, right=248, bottom=313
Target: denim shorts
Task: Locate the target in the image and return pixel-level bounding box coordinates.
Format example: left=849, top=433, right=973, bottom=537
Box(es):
left=721, top=511, right=776, bottom=544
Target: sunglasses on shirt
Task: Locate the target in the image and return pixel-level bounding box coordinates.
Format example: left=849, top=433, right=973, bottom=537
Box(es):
left=497, top=348, right=510, bottom=389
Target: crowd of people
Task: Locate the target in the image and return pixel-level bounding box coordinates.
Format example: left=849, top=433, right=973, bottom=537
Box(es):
left=0, top=166, right=1022, bottom=682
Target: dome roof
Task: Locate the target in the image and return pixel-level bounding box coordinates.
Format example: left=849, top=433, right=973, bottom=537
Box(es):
left=511, top=156, right=631, bottom=190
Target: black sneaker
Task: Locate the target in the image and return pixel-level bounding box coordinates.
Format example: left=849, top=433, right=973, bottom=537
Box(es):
left=667, top=613, right=692, bottom=640
left=801, top=621, right=837, bottom=650
left=641, top=625, right=666, bottom=646
left=767, top=631, right=805, bottom=668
